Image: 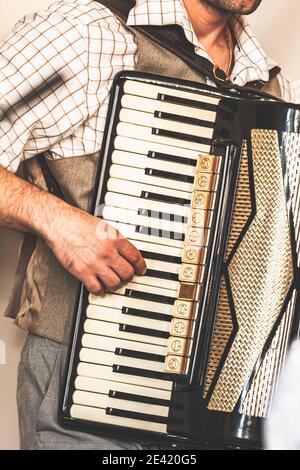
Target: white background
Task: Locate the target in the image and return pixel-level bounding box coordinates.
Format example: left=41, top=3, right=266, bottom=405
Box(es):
left=0, top=0, right=299, bottom=450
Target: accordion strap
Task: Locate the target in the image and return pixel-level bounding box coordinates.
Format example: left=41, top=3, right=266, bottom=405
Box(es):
left=98, top=0, right=282, bottom=99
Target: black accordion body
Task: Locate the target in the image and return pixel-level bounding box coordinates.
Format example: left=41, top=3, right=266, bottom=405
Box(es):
left=61, top=72, right=300, bottom=448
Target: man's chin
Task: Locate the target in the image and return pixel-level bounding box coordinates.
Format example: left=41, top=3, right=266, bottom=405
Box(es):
left=202, top=0, right=262, bottom=15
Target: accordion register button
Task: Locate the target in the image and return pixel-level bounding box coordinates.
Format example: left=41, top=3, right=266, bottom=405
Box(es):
left=189, top=209, right=214, bottom=228
left=177, top=283, right=203, bottom=302
left=172, top=299, right=196, bottom=320
left=182, top=246, right=208, bottom=265
left=169, top=318, right=195, bottom=339
left=192, top=190, right=216, bottom=210
left=194, top=172, right=219, bottom=192
left=167, top=337, right=193, bottom=357
left=185, top=226, right=210, bottom=246
left=196, top=154, right=222, bottom=174
left=179, top=264, right=205, bottom=284
left=164, top=355, right=190, bottom=375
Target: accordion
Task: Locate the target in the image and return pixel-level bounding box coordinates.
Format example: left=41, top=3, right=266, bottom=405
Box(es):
left=61, top=72, right=300, bottom=448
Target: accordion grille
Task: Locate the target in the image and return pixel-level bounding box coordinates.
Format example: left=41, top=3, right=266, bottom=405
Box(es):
left=204, top=142, right=251, bottom=396
left=206, top=130, right=293, bottom=413
left=240, top=132, right=300, bottom=417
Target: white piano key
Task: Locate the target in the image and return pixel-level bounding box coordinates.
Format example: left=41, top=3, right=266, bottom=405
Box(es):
left=107, top=177, right=191, bottom=199
left=81, top=334, right=167, bottom=357
left=86, top=305, right=171, bottom=331
left=132, top=239, right=182, bottom=259
left=70, top=404, right=167, bottom=434
left=103, top=205, right=187, bottom=234
left=119, top=109, right=213, bottom=139
left=114, top=136, right=206, bottom=162
left=73, top=390, right=169, bottom=416
left=80, top=348, right=165, bottom=373
left=110, top=164, right=193, bottom=192
left=84, top=320, right=168, bottom=347
left=121, top=94, right=216, bottom=122
left=105, top=192, right=189, bottom=219
left=131, top=274, right=178, bottom=291
left=89, top=294, right=173, bottom=316
left=74, top=376, right=171, bottom=401
left=111, top=150, right=195, bottom=178
left=77, top=362, right=173, bottom=390
left=117, top=122, right=211, bottom=153
left=142, top=258, right=179, bottom=274
left=102, top=280, right=176, bottom=298
left=129, top=275, right=178, bottom=292
left=123, top=79, right=220, bottom=106
left=106, top=220, right=184, bottom=249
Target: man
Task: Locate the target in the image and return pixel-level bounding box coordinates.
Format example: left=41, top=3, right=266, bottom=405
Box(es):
left=0, top=0, right=295, bottom=450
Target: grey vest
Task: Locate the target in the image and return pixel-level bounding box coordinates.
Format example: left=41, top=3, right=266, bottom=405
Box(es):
left=4, top=22, right=282, bottom=344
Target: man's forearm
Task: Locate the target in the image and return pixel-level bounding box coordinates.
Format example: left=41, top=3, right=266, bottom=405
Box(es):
left=0, top=164, right=146, bottom=294
left=0, top=164, right=69, bottom=238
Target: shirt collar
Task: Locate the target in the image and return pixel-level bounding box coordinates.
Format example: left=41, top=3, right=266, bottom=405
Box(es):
left=126, top=0, right=275, bottom=86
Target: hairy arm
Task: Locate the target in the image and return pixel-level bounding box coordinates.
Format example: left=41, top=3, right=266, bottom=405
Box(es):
left=0, top=165, right=147, bottom=294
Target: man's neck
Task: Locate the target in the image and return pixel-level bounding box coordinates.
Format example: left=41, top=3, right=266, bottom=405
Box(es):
left=182, top=0, right=230, bottom=50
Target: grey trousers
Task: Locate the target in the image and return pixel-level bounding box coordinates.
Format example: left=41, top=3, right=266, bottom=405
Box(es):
left=17, top=333, right=158, bottom=450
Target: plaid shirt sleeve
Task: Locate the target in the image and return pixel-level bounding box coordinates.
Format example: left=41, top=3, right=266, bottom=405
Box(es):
left=277, top=72, right=296, bottom=103
left=0, top=11, right=89, bottom=173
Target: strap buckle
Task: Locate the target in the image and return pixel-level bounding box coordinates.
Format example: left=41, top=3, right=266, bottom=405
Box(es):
left=212, top=65, right=231, bottom=83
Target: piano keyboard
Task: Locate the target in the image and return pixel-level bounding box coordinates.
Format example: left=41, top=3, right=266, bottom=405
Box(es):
left=66, top=78, right=223, bottom=435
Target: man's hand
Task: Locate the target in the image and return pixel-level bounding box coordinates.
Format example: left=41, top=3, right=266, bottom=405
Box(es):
left=0, top=165, right=146, bottom=295
left=45, top=207, right=147, bottom=295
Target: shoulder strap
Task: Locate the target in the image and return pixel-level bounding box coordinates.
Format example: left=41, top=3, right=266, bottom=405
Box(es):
left=38, top=153, right=65, bottom=199
left=98, top=0, right=282, bottom=100
left=100, top=0, right=135, bottom=19
left=247, top=65, right=281, bottom=91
